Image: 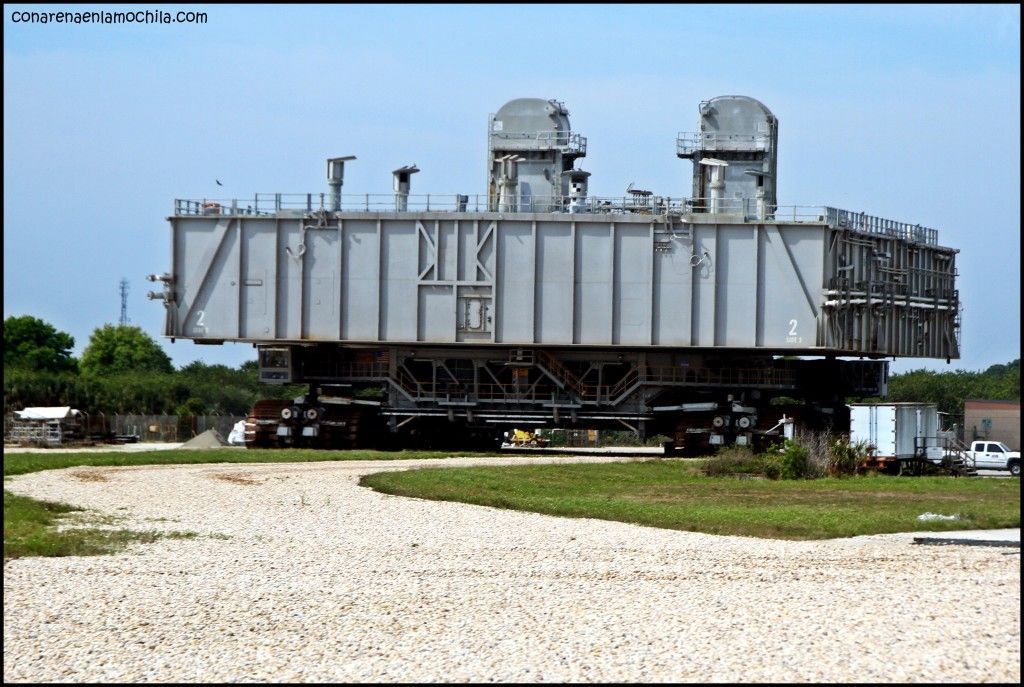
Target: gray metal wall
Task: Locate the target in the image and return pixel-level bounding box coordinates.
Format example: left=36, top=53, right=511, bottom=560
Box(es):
left=164, top=211, right=956, bottom=358
left=167, top=212, right=831, bottom=350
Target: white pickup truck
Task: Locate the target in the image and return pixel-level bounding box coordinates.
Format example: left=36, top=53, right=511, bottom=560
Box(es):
left=956, top=441, right=1021, bottom=476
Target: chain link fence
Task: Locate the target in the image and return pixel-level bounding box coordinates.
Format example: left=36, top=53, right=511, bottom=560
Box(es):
left=108, top=415, right=246, bottom=442
left=4, top=414, right=245, bottom=445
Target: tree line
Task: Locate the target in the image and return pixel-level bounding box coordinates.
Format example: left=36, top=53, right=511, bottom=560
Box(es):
left=884, top=358, right=1019, bottom=416
left=3, top=315, right=1020, bottom=417
left=4, top=316, right=301, bottom=416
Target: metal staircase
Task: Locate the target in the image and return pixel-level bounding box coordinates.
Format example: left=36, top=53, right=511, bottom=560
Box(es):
left=534, top=349, right=587, bottom=398
left=902, top=437, right=977, bottom=477
left=941, top=438, right=978, bottom=477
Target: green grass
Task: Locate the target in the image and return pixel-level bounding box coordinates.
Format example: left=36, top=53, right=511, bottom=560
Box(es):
left=360, top=460, right=1021, bottom=540
left=3, top=490, right=197, bottom=560
left=4, top=447, right=502, bottom=560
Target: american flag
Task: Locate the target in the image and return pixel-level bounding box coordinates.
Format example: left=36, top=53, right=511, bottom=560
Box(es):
left=376, top=350, right=390, bottom=364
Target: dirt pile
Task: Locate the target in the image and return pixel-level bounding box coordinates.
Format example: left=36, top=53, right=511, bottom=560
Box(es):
left=180, top=429, right=229, bottom=449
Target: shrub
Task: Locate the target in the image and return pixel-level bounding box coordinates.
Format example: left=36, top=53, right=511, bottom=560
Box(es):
left=792, top=429, right=833, bottom=478
left=785, top=430, right=872, bottom=479
left=829, top=439, right=873, bottom=477
left=780, top=439, right=811, bottom=479
left=702, top=445, right=758, bottom=477
left=754, top=453, right=784, bottom=480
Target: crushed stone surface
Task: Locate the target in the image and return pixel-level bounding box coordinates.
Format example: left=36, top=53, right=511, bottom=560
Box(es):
left=4, top=456, right=1020, bottom=683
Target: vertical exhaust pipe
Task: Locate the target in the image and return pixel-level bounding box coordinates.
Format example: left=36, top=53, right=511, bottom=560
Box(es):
left=392, top=165, right=419, bottom=211
left=700, top=158, right=729, bottom=213
left=564, top=169, right=591, bottom=213
left=497, top=154, right=523, bottom=212
left=326, top=156, right=356, bottom=211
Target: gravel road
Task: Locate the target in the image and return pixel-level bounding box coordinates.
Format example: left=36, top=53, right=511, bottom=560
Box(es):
left=4, top=457, right=1020, bottom=683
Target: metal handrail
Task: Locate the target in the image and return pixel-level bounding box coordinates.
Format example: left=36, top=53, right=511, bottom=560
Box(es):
left=171, top=195, right=941, bottom=245
left=677, top=131, right=771, bottom=155
left=639, top=365, right=797, bottom=388
left=174, top=194, right=812, bottom=219
left=488, top=128, right=587, bottom=154
left=824, top=207, right=938, bottom=245
left=535, top=349, right=586, bottom=396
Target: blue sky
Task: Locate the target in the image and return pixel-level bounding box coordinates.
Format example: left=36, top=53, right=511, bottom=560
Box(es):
left=4, top=4, right=1020, bottom=374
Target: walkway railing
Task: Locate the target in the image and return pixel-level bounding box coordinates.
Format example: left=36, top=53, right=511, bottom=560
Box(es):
left=823, top=207, right=938, bottom=245
left=677, top=131, right=772, bottom=155
left=175, top=194, right=810, bottom=219
left=489, top=130, right=587, bottom=155
left=172, top=196, right=939, bottom=245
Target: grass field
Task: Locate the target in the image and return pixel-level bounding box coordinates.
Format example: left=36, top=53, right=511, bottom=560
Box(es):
left=360, top=460, right=1021, bottom=540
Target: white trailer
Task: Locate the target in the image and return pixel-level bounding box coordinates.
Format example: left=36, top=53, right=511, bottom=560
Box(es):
left=849, top=402, right=943, bottom=469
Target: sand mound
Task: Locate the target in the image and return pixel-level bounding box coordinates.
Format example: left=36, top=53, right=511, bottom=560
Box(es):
left=181, top=428, right=229, bottom=449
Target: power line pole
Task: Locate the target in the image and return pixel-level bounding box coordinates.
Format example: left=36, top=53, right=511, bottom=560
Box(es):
left=119, top=278, right=130, bottom=326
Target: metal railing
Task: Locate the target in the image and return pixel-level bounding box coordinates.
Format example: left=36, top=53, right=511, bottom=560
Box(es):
left=175, top=193, right=686, bottom=216
left=488, top=128, right=587, bottom=155
left=824, top=207, right=938, bottom=245
left=677, top=131, right=771, bottom=155
left=175, top=194, right=811, bottom=219
left=326, top=360, right=798, bottom=407
left=535, top=349, right=587, bottom=396
left=903, top=435, right=977, bottom=476
left=171, top=195, right=940, bottom=244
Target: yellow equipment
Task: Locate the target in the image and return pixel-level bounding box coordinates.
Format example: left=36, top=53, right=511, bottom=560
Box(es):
left=507, top=428, right=549, bottom=448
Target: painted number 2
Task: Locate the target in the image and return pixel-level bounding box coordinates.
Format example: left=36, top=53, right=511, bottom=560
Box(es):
left=788, top=319, right=798, bottom=336
left=196, top=310, right=206, bottom=328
